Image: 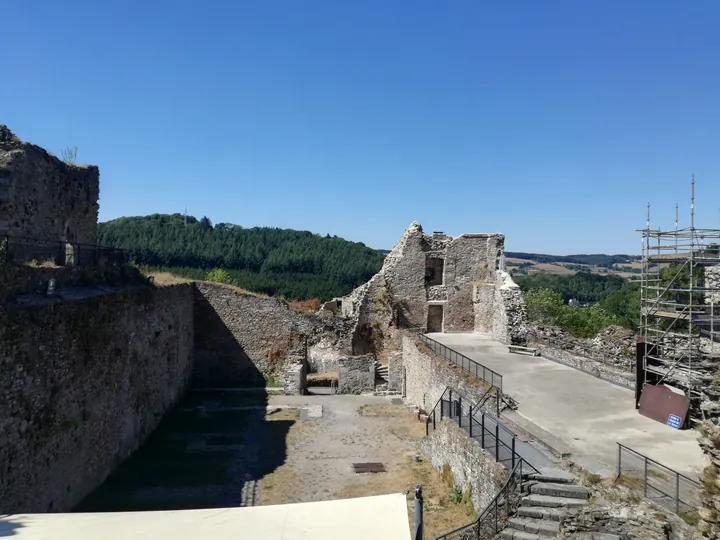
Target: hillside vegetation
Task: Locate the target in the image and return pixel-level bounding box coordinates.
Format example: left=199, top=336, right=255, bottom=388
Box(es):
left=516, top=272, right=640, bottom=337
left=98, top=214, right=385, bottom=300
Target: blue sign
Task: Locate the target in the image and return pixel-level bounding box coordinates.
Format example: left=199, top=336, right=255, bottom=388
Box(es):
left=667, top=414, right=682, bottom=429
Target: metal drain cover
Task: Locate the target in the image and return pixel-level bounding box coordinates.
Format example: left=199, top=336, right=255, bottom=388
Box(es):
left=352, top=462, right=386, bottom=473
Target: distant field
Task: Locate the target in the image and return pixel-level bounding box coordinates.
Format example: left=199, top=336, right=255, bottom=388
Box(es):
left=506, top=256, right=641, bottom=279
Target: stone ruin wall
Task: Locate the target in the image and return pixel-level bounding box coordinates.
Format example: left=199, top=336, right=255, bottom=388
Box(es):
left=0, top=125, right=99, bottom=244
left=342, top=222, right=528, bottom=350
left=420, top=419, right=507, bottom=515
left=0, top=283, right=195, bottom=513
left=401, top=334, right=499, bottom=414
left=193, top=281, right=352, bottom=386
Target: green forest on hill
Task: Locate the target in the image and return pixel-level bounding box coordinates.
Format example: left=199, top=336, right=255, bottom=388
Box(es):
left=98, top=214, right=386, bottom=300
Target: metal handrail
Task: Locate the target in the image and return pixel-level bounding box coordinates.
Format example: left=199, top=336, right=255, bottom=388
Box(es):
left=435, top=459, right=525, bottom=540
left=616, top=442, right=701, bottom=515
left=419, top=334, right=503, bottom=393
left=425, top=387, right=538, bottom=476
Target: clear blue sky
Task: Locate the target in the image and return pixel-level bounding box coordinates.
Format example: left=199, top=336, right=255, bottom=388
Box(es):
left=2, top=1, right=719, bottom=254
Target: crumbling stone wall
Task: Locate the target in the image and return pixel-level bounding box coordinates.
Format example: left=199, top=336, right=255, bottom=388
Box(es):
left=529, top=324, right=636, bottom=387
left=698, top=423, right=720, bottom=537
left=193, top=281, right=350, bottom=386
left=402, top=335, right=498, bottom=413
left=0, top=125, right=99, bottom=244
left=420, top=418, right=507, bottom=514
left=337, top=355, right=375, bottom=394
left=342, top=222, right=527, bottom=351
left=284, top=363, right=307, bottom=395
left=0, top=283, right=194, bottom=513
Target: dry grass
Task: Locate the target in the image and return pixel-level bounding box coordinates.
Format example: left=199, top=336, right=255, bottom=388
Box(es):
left=25, top=258, right=58, bottom=268
left=287, top=298, right=321, bottom=313
left=338, top=455, right=476, bottom=539
left=615, top=473, right=644, bottom=491
left=148, top=272, right=191, bottom=285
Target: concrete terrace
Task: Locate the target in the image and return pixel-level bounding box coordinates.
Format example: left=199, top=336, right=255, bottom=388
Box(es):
left=426, top=332, right=704, bottom=478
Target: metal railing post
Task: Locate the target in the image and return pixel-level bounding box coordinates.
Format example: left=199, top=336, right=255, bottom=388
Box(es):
left=457, top=396, right=462, bottom=427
left=644, top=458, right=648, bottom=497
left=481, top=414, right=485, bottom=448
left=495, top=422, right=500, bottom=461
left=469, top=407, right=473, bottom=438
left=448, top=390, right=452, bottom=418
left=675, top=474, right=680, bottom=514
left=511, top=436, right=516, bottom=469
left=432, top=409, right=436, bottom=431
left=616, top=443, right=622, bottom=480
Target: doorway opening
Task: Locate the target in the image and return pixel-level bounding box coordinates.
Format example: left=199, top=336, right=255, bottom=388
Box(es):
left=427, top=305, right=444, bottom=333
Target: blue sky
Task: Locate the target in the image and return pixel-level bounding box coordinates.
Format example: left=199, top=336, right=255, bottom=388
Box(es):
left=2, top=1, right=719, bottom=254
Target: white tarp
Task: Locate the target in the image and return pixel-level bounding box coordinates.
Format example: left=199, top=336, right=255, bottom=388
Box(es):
left=0, top=493, right=412, bottom=540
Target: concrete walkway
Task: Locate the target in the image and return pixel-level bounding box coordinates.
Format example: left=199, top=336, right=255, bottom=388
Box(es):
left=426, top=332, right=704, bottom=477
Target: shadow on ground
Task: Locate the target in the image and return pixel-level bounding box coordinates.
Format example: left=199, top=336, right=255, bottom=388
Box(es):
left=0, top=516, right=23, bottom=537
left=75, top=297, right=293, bottom=512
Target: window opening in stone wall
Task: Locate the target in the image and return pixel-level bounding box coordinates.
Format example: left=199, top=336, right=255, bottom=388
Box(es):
left=425, top=257, right=444, bottom=286
left=427, top=305, right=443, bottom=333
left=63, top=223, right=75, bottom=266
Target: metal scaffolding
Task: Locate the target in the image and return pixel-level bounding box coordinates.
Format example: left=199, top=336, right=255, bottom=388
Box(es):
left=638, top=179, right=720, bottom=413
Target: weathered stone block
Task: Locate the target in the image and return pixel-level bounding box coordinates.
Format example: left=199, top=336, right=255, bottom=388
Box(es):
left=337, top=355, right=374, bottom=394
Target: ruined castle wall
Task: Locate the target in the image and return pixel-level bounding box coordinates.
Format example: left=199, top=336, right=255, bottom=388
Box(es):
left=444, top=234, right=503, bottom=332
left=490, top=270, right=529, bottom=345
left=420, top=419, right=507, bottom=514
left=0, top=126, right=99, bottom=244
left=0, top=284, right=194, bottom=513
left=193, top=281, right=350, bottom=386
left=402, top=335, right=498, bottom=413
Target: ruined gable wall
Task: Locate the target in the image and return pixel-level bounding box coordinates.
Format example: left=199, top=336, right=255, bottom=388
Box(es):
left=444, top=234, right=503, bottom=332
left=193, top=281, right=351, bottom=385
left=491, top=270, right=529, bottom=345
left=0, top=284, right=194, bottom=513
left=0, top=126, right=99, bottom=244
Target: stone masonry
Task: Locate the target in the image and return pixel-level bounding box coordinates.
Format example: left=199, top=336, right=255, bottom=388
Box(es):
left=0, top=125, right=99, bottom=244
left=420, top=418, right=507, bottom=514
left=0, top=283, right=194, bottom=513
left=337, top=355, right=375, bottom=394
left=193, top=281, right=351, bottom=386
left=402, top=335, right=498, bottom=414
left=341, top=222, right=529, bottom=352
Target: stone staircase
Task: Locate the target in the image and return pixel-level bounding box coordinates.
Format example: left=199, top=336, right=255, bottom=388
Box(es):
left=374, top=362, right=400, bottom=396
left=499, top=470, right=589, bottom=540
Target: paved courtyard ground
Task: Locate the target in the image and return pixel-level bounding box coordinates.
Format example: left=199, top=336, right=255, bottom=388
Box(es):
left=77, top=391, right=476, bottom=539
left=426, top=332, right=704, bottom=477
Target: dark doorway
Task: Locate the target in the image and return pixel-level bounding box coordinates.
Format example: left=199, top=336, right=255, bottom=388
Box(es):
left=427, top=305, right=443, bottom=333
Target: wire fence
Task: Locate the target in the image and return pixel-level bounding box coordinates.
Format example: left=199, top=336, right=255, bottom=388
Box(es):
left=0, top=234, right=126, bottom=268
left=419, top=334, right=503, bottom=393
left=616, top=443, right=701, bottom=516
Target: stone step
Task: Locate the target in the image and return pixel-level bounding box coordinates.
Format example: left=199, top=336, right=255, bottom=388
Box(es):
left=507, top=517, right=559, bottom=537
left=517, top=506, right=565, bottom=522
left=521, top=494, right=587, bottom=509
left=527, top=469, right=576, bottom=484
left=529, top=482, right=588, bottom=500
left=499, top=529, right=540, bottom=540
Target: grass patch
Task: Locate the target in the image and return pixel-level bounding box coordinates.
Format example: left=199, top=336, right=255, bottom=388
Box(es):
left=584, top=472, right=602, bottom=486
left=615, top=473, right=643, bottom=491
left=647, top=469, right=668, bottom=481
left=264, top=376, right=283, bottom=388
left=679, top=509, right=700, bottom=526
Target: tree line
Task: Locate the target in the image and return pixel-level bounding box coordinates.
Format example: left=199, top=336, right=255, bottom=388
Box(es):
left=516, top=271, right=640, bottom=337
left=98, top=214, right=385, bottom=300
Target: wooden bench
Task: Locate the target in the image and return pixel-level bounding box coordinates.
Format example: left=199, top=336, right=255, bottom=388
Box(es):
left=508, top=344, right=540, bottom=356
